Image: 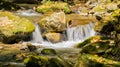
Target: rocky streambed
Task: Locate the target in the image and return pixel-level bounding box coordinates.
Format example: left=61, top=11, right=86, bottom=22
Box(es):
left=0, top=0, right=120, bottom=67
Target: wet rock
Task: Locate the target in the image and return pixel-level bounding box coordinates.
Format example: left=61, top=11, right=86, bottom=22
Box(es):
left=0, top=11, right=35, bottom=44
left=0, top=44, right=21, bottom=62
left=49, top=56, right=73, bottom=67
left=26, top=43, right=37, bottom=51
left=36, top=1, right=71, bottom=13
left=24, top=55, right=73, bottom=67
left=24, top=55, right=49, bottom=67
left=94, top=9, right=120, bottom=36
left=74, top=54, right=120, bottom=67
left=45, top=32, right=63, bottom=43
left=75, top=36, right=115, bottom=54
left=38, top=12, right=66, bottom=35
left=41, top=48, right=56, bottom=55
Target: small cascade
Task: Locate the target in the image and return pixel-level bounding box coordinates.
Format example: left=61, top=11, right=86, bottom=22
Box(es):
left=31, top=23, right=43, bottom=43
left=67, top=22, right=95, bottom=41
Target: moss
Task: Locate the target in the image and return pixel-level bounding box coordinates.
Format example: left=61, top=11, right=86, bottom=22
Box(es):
left=76, top=36, right=111, bottom=48
left=0, top=11, right=34, bottom=36
left=41, top=48, right=56, bottom=55
left=75, top=37, right=92, bottom=48
left=24, top=55, right=49, bottom=67
left=49, top=56, right=73, bottom=67
left=36, top=1, right=71, bottom=13
left=0, top=11, right=35, bottom=43
left=92, top=4, right=107, bottom=12
left=75, top=54, right=120, bottom=67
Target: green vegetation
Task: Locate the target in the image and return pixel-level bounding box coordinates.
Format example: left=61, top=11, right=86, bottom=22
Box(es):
left=41, top=48, right=56, bottom=55
left=0, top=11, right=35, bottom=43
left=36, top=1, right=71, bottom=13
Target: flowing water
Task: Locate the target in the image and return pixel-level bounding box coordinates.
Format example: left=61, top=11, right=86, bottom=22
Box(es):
left=27, top=22, right=95, bottom=48
left=17, top=10, right=96, bottom=48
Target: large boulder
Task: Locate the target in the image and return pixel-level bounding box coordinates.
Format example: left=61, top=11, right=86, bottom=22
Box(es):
left=38, top=12, right=66, bottom=36
left=24, top=55, right=72, bottom=67
left=75, top=54, right=120, bottom=67
left=45, top=33, right=63, bottom=43
left=94, top=9, right=120, bottom=36
left=74, top=35, right=120, bottom=67
left=75, top=36, right=115, bottom=54
left=0, top=11, right=35, bottom=43
left=36, top=1, right=71, bottom=13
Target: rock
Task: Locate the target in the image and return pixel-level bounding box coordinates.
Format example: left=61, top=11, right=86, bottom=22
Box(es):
left=24, top=55, right=73, bottom=67
left=0, top=0, right=20, bottom=10
left=36, top=1, right=71, bottom=13
left=0, top=44, right=21, bottom=62
left=0, top=46, right=3, bottom=50
left=74, top=54, right=120, bottom=67
left=91, top=4, right=107, bottom=13
left=94, top=9, right=120, bottom=35
left=49, top=56, right=73, bottom=67
left=106, top=3, right=118, bottom=10
left=24, top=55, right=49, bottom=67
left=41, top=48, right=56, bottom=55
left=38, top=12, right=66, bottom=35
left=45, top=33, right=63, bottom=43
left=26, top=43, right=37, bottom=51
left=75, top=36, right=115, bottom=54
left=0, top=11, right=35, bottom=43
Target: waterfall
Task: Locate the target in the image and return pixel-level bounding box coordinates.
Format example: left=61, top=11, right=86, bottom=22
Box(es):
left=31, top=23, right=43, bottom=43
left=24, top=22, right=95, bottom=48
left=67, top=22, right=95, bottom=41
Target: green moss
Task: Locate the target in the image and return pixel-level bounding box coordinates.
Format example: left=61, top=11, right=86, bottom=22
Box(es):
left=75, top=54, right=120, bottom=67
left=24, top=55, right=49, bottom=67
left=75, top=37, right=91, bottom=48
left=41, top=48, right=56, bottom=55
left=76, top=36, right=111, bottom=48
left=36, top=1, right=71, bottom=13
left=93, top=5, right=107, bottom=12
left=0, top=11, right=35, bottom=43
left=0, top=11, right=34, bottom=36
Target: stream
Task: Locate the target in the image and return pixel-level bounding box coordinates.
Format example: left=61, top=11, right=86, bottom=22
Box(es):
left=16, top=9, right=96, bottom=48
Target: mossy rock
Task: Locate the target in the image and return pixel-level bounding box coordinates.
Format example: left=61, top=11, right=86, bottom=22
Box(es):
left=0, top=0, right=20, bottom=10
left=24, top=55, right=73, bottom=67
left=94, top=9, right=120, bottom=35
left=76, top=36, right=114, bottom=54
left=41, top=48, right=56, bottom=55
left=76, top=36, right=112, bottom=48
left=74, top=54, right=120, bottom=67
left=49, top=56, right=73, bottom=67
left=38, top=12, right=66, bottom=35
left=0, top=11, right=35, bottom=43
left=24, top=55, right=49, bottom=67
left=36, top=1, right=71, bottom=13
left=92, top=4, right=107, bottom=13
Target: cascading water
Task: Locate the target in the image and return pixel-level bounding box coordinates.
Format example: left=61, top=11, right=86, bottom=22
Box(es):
left=28, top=22, right=95, bottom=48
left=67, top=22, right=95, bottom=41
left=31, top=23, right=43, bottom=43
left=18, top=10, right=96, bottom=48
